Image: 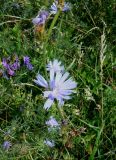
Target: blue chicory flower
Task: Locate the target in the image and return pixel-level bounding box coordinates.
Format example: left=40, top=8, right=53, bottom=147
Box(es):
left=34, top=62, right=77, bottom=110
left=46, top=116, right=59, bottom=127
left=44, top=139, right=55, bottom=147
left=2, top=141, right=11, bottom=150
left=62, top=2, right=71, bottom=11
left=50, top=0, right=70, bottom=14
left=32, top=10, right=49, bottom=25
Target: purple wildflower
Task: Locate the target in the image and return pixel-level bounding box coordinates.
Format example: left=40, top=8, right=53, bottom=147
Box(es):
left=34, top=60, right=77, bottom=110
left=11, top=57, right=20, bottom=70
left=23, top=56, right=33, bottom=70
left=11, top=62, right=20, bottom=70
left=46, top=116, right=59, bottom=127
left=44, top=139, right=55, bottom=147
left=32, top=10, right=49, bottom=25
left=23, top=56, right=30, bottom=65
left=26, top=63, right=33, bottom=70
left=2, top=56, right=20, bottom=77
left=2, top=141, right=11, bottom=150
left=7, top=67, right=15, bottom=76
left=2, top=58, right=9, bottom=69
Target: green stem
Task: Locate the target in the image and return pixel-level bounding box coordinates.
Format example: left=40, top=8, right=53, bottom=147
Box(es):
left=89, top=123, right=104, bottom=160
left=56, top=104, right=65, bottom=119
left=46, top=10, right=61, bottom=44
left=78, top=118, right=99, bottom=131
left=43, top=10, right=61, bottom=79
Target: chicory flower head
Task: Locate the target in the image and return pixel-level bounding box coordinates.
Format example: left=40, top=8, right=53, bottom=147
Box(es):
left=2, top=141, right=11, bottom=150
left=32, top=10, right=49, bottom=25
left=34, top=60, right=77, bottom=110
left=50, top=0, right=70, bottom=14
left=46, top=116, right=59, bottom=127
left=44, top=139, right=55, bottom=147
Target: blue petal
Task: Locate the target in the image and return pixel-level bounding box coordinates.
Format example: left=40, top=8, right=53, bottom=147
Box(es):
left=50, top=69, right=55, bottom=82
left=55, top=72, right=62, bottom=85
left=34, top=74, right=48, bottom=88
left=60, top=72, right=70, bottom=83
left=44, top=98, right=54, bottom=110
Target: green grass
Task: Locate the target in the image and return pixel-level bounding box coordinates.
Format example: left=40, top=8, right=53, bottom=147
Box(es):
left=0, top=0, right=116, bottom=159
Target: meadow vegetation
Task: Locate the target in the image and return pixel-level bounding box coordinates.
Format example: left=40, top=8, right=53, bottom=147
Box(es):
left=0, top=0, right=116, bottom=159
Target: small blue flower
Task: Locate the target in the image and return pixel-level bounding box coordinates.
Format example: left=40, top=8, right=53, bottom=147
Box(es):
left=62, top=2, right=71, bottom=12
left=32, top=11, right=49, bottom=25
left=2, top=141, right=11, bottom=150
left=46, top=116, right=59, bottom=127
left=50, top=2, right=58, bottom=14
left=50, top=1, right=71, bottom=14
left=44, top=139, right=55, bottom=147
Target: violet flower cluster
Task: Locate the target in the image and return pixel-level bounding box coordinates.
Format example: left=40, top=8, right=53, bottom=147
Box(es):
left=2, top=56, right=20, bottom=76
left=1, top=55, right=33, bottom=78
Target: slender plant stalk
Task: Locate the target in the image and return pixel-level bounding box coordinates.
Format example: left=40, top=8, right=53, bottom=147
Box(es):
left=89, top=30, right=106, bottom=160
left=89, top=123, right=104, bottom=160
left=46, top=10, right=61, bottom=44
left=56, top=104, right=65, bottom=119
left=43, top=10, right=61, bottom=79
left=100, top=30, right=106, bottom=124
